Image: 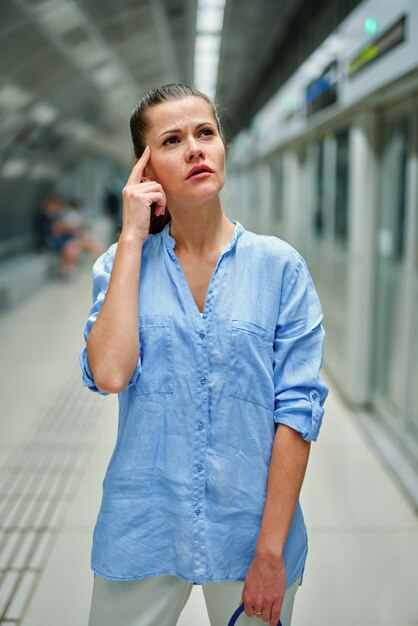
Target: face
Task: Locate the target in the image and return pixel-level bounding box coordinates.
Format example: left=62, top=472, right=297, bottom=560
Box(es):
left=44, top=198, right=62, bottom=214
left=142, top=96, right=226, bottom=205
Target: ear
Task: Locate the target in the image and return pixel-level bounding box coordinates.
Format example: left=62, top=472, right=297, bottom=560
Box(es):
left=141, top=165, right=153, bottom=183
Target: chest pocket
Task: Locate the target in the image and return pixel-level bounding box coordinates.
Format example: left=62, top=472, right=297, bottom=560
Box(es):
left=137, top=314, right=174, bottom=395
left=228, top=319, right=274, bottom=411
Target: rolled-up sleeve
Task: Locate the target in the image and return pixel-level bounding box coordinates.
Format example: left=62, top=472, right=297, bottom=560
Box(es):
left=273, top=255, right=329, bottom=442
left=79, top=246, right=142, bottom=395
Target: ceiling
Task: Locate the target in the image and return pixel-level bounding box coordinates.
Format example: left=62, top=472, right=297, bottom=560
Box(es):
left=0, top=0, right=362, bottom=174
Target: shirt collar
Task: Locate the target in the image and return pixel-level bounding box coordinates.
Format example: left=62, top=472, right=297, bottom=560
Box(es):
left=161, top=218, right=245, bottom=254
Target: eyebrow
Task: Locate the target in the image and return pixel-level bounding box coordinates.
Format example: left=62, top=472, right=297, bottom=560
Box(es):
left=158, top=121, right=215, bottom=139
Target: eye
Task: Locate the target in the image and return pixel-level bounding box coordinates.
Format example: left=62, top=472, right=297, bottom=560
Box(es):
left=163, top=136, right=178, bottom=146
left=200, top=128, right=214, bottom=137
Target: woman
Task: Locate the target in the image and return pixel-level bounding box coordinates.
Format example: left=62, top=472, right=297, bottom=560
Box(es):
left=80, top=83, right=328, bottom=626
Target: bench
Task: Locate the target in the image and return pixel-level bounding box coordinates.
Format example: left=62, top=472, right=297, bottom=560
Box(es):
left=0, top=253, right=54, bottom=313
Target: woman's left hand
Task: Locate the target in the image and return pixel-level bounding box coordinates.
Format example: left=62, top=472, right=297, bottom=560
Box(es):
left=241, top=552, right=286, bottom=625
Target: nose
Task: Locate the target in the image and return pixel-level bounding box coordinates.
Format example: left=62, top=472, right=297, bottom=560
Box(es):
left=185, top=137, right=205, bottom=161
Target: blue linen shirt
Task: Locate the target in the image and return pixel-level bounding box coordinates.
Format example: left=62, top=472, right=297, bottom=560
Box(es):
left=79, top=218, right=328, bottom=587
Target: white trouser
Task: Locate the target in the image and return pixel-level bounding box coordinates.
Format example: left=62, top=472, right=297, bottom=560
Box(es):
left=88, top=572, right=302, bottom=626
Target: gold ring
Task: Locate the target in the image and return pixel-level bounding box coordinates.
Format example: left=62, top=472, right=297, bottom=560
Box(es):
left=253, top=609, right=262, bottom=616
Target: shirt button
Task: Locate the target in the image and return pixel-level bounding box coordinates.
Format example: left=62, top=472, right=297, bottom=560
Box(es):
left=199, top=332, right=205, bottom=339
left=200, top=377, right=207, bottom=385
left=195, top=509, right=201, bottom=516
left=198, top=421, right=204, bottom=430
left=311, top=392, right=319, bottom=400
left=197, top=464, right=203, bottom=472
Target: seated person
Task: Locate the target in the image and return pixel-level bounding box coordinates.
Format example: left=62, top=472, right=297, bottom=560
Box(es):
left=35, top=196, right=104, bottom=280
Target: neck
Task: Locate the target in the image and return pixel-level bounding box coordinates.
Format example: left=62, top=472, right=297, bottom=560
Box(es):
left=168, top=197, right=234, bottom=257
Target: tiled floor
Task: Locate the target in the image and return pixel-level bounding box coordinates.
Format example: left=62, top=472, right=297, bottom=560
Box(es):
left=1, top=266, right=417, bottom=626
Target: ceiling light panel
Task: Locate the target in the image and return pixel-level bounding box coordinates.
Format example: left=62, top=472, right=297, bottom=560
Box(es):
left=195, top=33, right=221, bottom=55
left=28, top=102, right=58, bottom=125
left=0, top=83, right=32, bottom=109
left=2, top=158, right=29, bottom=178
left=194, top=0, right=227, bottom=98
left=196, top=6, right=225, bottom=33
left=93, top=64, right=121, bottom=88
left=36, top=1, right=84, bottom=35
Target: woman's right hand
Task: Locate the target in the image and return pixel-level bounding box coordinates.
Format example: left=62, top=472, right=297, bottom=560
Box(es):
left=121, top=145, right=166, bottom=242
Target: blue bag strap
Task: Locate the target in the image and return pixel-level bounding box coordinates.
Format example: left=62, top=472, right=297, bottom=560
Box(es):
left=228, top=603, right=282, bottom=626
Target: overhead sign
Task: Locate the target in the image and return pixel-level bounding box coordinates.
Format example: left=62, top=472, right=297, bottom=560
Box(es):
left=306, top=61, right=338, bottom=117
left=348, top=14, right=407, bottom=77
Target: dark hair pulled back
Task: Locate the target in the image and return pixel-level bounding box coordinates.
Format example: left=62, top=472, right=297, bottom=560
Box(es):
left=129, top=83, right=227, bottom=234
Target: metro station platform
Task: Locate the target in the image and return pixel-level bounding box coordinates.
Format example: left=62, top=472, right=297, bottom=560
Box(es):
left=0, top=266, right=417, bottom=626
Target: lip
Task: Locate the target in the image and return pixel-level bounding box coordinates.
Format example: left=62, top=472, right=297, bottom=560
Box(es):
left=186, top=165, right=214, bottom=180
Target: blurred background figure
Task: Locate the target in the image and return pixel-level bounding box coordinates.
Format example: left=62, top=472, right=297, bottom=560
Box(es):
left=102, top=180, right=122, bottom=241
left=35, top=195, right=104, bottom=280
left=61, top=197, right=106, bottom=260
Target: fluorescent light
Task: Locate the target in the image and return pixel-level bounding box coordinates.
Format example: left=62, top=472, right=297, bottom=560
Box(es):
left=195, top=58, right=218, bottom=74
left=37, top=2, right=84, bottom=35
left=195, top=33, right=221, bottom=55
left=196, top=6, right=224, bottom=33
left=194, top=0, right=227, bottom=98
left=198, top=0, right=226, bottom=9
left=29, top=102, right=58, bottom=125
left=0, top=83, right=32, bottom=110
left=2, top=159, right=29, bottom=178
left=94, top=64, right=121, bottom=87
